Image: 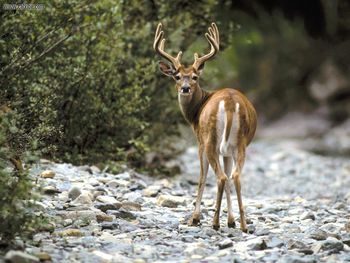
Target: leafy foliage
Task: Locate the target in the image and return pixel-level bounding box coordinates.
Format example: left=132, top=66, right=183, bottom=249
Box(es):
left=0, top=1, right=217, bottom=165
left=0, top=113, right=39, bottom=243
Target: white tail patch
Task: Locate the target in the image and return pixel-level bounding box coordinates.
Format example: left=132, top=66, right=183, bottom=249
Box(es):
left=217, top=101, right=240, bottom=156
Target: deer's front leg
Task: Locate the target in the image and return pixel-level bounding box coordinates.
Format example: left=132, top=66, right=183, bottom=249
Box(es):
left=188, top=147, right=209, bottom=226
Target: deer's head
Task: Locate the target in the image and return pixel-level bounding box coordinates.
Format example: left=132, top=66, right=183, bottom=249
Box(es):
left=154, top=23, right=220, bottom=98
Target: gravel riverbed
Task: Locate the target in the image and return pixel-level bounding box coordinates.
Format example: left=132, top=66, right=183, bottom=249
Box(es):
left=3, top=139, right=350, bottom=263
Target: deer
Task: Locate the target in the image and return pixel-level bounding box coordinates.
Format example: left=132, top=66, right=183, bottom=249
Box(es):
left=153, top=22, right=257, bottom=232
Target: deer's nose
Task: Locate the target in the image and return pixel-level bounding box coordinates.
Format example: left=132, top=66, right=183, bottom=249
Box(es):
left=181, top=86, right=191, bottom=93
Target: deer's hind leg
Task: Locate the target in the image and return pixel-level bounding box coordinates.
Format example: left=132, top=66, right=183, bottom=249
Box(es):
left=232, top=142, right=247, bottom=232
left=205, top=145, right=227, bottom=230
left=223, top=156, right=235, bottom=228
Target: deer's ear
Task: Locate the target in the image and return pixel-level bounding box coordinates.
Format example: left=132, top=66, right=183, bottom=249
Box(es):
left=197, top=63, right=205, bottom=75
left=159, top=61, right=176, bottom=77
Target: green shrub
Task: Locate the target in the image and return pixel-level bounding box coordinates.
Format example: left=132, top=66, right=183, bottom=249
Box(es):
left=0, top=0, right=217, bottom=166
left=0, top=114, right=39, bottom=243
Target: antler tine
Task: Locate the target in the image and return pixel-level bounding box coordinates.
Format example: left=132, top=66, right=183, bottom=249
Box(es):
left=192, top=23, right=220, bottom=70
left=153, top=23, right=182, bottom=69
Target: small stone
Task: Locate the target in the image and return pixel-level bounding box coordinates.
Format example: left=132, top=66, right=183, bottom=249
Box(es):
left=95, top=202, right=122, bottom=212
left=123, top=192, right=144, bottom=203
left=58, top=229, right=84, bottom=237
left=115, top=172, right=130, bottom=180
left=5, top=250, right=39, bottom=263
left=96, top=213, right=114, bottom=222
left=287, top=239, right=308, bottom=250
left=321, top=237, right=344, bottom=252
left=92, top=250, right=112, bottom=262
left=345, top=221, right=350, bottom=232
left=96, top=195, right=119, bottom=205
left=247, top=224, right=256, bottom=234
left=218, top=238, right=233, bottom=249
left=107, top=209, right=136, bottom=220
left=35, top=252, right=51, bottom=261
left=56, top=210, right=97, bottom=221
left=266, top=236, right=284, bottom=248
left=73, top=218, right=91, bottom=227
left=281, top=255, right=317, bottom=263
left=90, top=165, right=101, bottom=173
left=255, top=228, right=270, bottom=236
left=62, top=219, right=73, bottom=227
left=68, top=186, right=82, bottom=200
left=300, top=211, right=316, bottom=220
left=313, top=237, right=344, bottom=253
left=157, top=194, right=186, bottom=208
left=320, top=223, right=343, bottom=235
left=101, top=222, right=119, bottom=230
left=71, top=192, right=93, bottom=205
left=143, top=185, right=161, bottom=197
left=121, top=201, right=141, bottom=211
left=40, top=170, right=55, bottom=178
left=38, top=222, right=56, bottom=232
left=202, top=227, right=218, bottom=237
left=43, top=186, right=61, bottom=195
left=308, top=228, right=328, bottom=240
left=107, top=179, right=130, bottom=188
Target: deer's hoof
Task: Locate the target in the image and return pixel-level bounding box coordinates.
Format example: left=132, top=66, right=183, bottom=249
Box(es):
left=188, top=217, right=200, bottom=226
left=228, top=221, right=236, bottom=228
left=212, top=224, right=220, bottom=231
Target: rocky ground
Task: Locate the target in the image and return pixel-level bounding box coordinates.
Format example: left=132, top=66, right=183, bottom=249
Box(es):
left=3, top=139, right=350, bottom=263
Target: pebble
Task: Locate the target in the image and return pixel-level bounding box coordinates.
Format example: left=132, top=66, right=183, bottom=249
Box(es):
left=17, top=140, right=350, bottom=263
left=157, top=194, right=187, bottom=208
left=57, top=229, right=84, bottom=237
left=4, top=250, right=40, bottom=263
left=96, top=213, right=114, bottom=222
left=300, top=211, right=316, bottom=220
left=68, top=186, right=82, bottom=200
left=96, top=195, right=120, bottom=205
left=121, top=201, right=142, bottom=211
left=71, top=192, right=93, bottom=205
left=40, top=170, right=55, bottom=178
left=95, top=202, right=122, bottom=212
left=218, top=238, right=233, bottom=249
left=143, top=185, right=161, bottom=197
left=43, top=185, right=61, bottom=194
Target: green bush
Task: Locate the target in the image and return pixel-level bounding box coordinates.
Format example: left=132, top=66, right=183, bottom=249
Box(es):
left=0, top=114, right=39, bottom=243
left=0, top=0, right=217, bottom=166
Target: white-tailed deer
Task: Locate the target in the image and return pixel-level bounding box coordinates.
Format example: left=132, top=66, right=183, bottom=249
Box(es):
left=154, top=23, right=257, bottom=231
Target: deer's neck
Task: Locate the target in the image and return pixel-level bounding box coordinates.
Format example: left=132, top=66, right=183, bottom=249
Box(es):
left=178, top=86, right=210, bottom=125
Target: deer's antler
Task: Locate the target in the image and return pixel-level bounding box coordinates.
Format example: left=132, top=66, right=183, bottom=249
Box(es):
left=154, top=23, right=182, bottom=69
left=192, top=23, right=220, bottom=70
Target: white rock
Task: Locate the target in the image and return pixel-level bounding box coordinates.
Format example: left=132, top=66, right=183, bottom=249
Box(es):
left=40, top=170, right=55, bottom=178
left=157, top=194, right=187, bottom=208
left=92, top=250, right=112, bottom=262
left=96, top=195, right=119, bottom=205
left=108, top=179, right=130, bottom=188
left=143, top=185, right=161, bottom=197
left=71, top=192, right=93, bottom=205
left=68, top=186, right=82, bottom=200
left=5, top=250, right=39, bottom=263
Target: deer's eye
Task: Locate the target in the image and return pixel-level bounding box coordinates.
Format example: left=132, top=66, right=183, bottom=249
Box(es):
left=175, top=75, right=181, bottom=80
left=192, top=75, right=198, bottom=81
